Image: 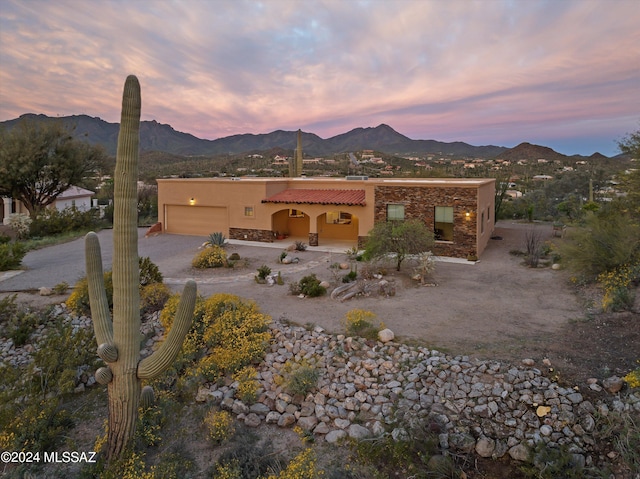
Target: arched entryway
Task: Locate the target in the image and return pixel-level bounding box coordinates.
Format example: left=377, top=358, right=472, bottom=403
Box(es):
left=271, top=208, right=310, bottom=240
left=317, top=210, right=359, bottom=244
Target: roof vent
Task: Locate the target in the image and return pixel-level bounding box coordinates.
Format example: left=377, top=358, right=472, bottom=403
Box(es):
left=345, top=175, right=368, bottom=181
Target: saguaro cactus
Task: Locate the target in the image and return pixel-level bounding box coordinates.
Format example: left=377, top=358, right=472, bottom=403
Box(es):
left=85, top=75, right=196, bottom=459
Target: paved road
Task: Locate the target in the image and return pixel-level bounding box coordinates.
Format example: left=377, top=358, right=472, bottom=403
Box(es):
left=0, top=229, right=206, bottom=292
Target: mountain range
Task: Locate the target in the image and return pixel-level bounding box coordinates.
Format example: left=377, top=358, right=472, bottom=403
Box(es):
left=1, top=113, right=608, bottom=160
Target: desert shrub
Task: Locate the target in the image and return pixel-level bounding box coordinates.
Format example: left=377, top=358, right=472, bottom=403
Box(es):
left=297, top=274, right=326, bottom=297
left=0, top=322, right=96, bottom=453
left=294, top=240, right=307, bottom=251
left=139, top=256, right=163, bottom=286
left=52, top=281, right=69, bottom=294
left=342, top=270, right=357, bottom=283
left=217, top=430, right=280, bottom=478
left=140, top=282, right=172, bottom=314
left=255, top=264, right=271, bottom=282
left=161, top=293, right=270, bottom=382
left=0, top=241, right=27, bottom=271
left=6, top=213, right=32, bottom=239
left=560, top=206, right=640, bottom=280
left=598, top=263, right=640, bottom=312
left=67, top=271, right=113, bottom=316
left=233, top=366, right=259, bottom=404
left=280, top=358, right=320, bottom=396
left=67, top=257, right=164, bottom=315
left=204, top=409, right=235, bottom=444
left=0, top=233, right=10, bottom=244
left=0, top=294, right=19, bottom=332
left=265, top=448, right=323, bottom=479
left=29, top=206, right=99, bottom=237
left=205, top=232, right=227, bottom=247
left=229, top=252, right=241, bottom=261
left=523, top=226, right=543, bottom=267
left=192, top=245, right=227, bottom=268
left=343, top=309, right=384, bottom=340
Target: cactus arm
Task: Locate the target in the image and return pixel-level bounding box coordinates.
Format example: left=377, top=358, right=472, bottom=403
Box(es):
left=137, top=280, right=196, bottom=380
left=85, top=231, right=113, bottom=345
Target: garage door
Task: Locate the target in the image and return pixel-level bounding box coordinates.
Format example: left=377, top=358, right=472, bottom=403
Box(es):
left=165, top=205, right=229, bottom=236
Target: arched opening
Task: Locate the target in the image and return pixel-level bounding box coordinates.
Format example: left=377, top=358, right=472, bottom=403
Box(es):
left=317, top=210, right=359, bottom=244
left=271, top=208, right=310, bottom=241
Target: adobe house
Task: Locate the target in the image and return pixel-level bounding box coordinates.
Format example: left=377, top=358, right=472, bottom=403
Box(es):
left=157, top=176, right=496, bottom=259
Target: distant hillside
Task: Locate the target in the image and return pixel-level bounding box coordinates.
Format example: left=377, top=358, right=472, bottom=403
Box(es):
left=2, top=114, right=512, bottom=158
left=496, top=142, right=569, bottom=162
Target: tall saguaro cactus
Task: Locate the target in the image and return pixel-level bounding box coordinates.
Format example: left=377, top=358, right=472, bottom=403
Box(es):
left=85, top=75, right=196, bottom=459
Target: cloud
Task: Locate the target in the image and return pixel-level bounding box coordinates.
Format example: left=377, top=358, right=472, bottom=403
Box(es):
left=1, top=0, right=638, bottom=155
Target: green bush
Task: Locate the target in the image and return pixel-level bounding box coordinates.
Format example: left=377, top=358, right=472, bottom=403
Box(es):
left=139, top=256, right=163, bottom=286
left=282, top=358, right=320, bottom=396
left=0, top=242, right=27, bottom=271
left=66, top=257, right=164, bottom=315
left=298, top=274, right=326, bottom=297
left=192, top=245, right=227, bottom=268
left=29, top=206, right=99, bottom=237
left=255, top=264, right=271, bottom=282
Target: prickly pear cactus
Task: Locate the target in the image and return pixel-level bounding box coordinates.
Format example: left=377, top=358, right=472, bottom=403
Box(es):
left=85, top=75, right=196, bottom=459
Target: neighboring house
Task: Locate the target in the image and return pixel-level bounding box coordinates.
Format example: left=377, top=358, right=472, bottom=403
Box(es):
left=157, top=176, right=495, bottom=258
left=1, top=185, right=94, bottom=224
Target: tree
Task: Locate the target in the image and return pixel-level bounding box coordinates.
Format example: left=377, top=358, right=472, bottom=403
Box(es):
left=86, top=76, right=196, bottom=460
left=617, top=127, right=640, bottom=211
left=0, top=119, right=107, bottom=217
left=363, top=219, right=434, bottom=271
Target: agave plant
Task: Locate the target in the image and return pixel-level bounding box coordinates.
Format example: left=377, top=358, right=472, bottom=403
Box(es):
left=205, top=232, right=227, bottom=247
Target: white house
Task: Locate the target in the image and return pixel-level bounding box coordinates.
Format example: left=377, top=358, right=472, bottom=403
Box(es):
left=1, top=185, right=94, bottom=224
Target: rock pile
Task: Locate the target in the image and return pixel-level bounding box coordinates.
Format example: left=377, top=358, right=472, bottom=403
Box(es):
left=197, top=321, right=640, bottom=466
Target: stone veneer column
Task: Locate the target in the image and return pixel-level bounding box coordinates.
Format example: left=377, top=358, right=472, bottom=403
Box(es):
left=308, top=232, right=318, bottom=246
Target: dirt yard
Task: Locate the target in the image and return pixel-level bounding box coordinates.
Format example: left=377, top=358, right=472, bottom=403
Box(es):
left=4, top=221, right=639, bottom=388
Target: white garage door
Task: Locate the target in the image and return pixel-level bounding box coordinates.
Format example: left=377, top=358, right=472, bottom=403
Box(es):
left=165, top=205, right=229, bottom=236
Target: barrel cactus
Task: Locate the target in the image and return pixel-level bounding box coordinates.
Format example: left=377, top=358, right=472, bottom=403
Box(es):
left=85, top=75, right=196, bottom=459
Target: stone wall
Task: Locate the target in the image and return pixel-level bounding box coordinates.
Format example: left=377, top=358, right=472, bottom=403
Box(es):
left=229, top=227, right=274, bottom=243
left=374, top=186, right=478, bottom=258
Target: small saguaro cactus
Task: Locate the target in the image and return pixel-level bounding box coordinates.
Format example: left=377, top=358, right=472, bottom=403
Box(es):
left=86, top=75, right=196, bottom=460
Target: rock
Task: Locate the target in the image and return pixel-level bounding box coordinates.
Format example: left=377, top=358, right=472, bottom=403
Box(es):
left=540, top=425, right=553, bottom=436
left=449, top=433, right=475, bottom=453
left=339, top=263, right=350, bottom=270
left=281, top=256, right=292, bottom=264
left=602, top=376, right=624, bottom=394
left=551, top=263, right=561, bottom=270
left=522, top=358, right=535, bottom=366
left=74, top=383, right=85, bottom=394
left=325, top=429, right=347, bottom=443
left=378, top=328, right=395, bottom=343
left=508, top=443, right=530, bottom=462
left=278, top=413, right=296, bottom=427
left=297, top=416, right=318, bottom=431
left=265, top=411, right=281, bottom=424
left=475, top=437, right=495, bottom=458
left=244, top=413, right=261, bottom=427
left=536, top=405, right=551, bottom=417
left=426, top=455, right=452, bottom=473
left=313, top=422, right=330, bottom=434
left=348, top=424, right=371, bottom=439
left=319, top=281, right=331, bottom=289
left=39, top=287, right=53, bottom=296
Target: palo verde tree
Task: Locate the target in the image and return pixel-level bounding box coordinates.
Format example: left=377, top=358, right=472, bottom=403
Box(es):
left=363, top=218, right=435, bottom=271
left=0, top=118, right=107, bottom=217
left=86, top=75, right=196, bottom=460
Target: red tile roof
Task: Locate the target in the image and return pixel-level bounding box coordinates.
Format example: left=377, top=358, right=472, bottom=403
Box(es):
left=262, top=189, right=366, bottom=206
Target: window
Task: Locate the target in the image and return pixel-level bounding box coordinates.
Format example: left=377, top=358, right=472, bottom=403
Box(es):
left=326, top=211, right=352, bottom=224
left=386, top=204, right=405, bottom=221
left=481, top=211, right=484, bottom=234
left=289, top=209, right=305, bottom=218
left=244, top=206, right=254, bottom=217
left=434, top=206, right=454, bottom=241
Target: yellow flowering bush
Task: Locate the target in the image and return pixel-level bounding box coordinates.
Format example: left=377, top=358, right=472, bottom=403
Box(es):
left=233, top=366, right=260, bottom=404
left=192, top=245, right=227, bottom=268
left=158, top=293, right=271, bottom=382
left=343, top=308, right=385, bottom=340
left=204, top=409, right=235, bottom=444
left=598, top=263, right=639, bottom=311
left=265, top=448, right=324, bottom=479
left=624, top=361, right=640, bottom=389
left=213, top=459, right=242, bottom=479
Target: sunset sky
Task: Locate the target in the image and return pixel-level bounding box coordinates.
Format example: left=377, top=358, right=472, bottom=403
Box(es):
left=1, top=0, right=638, bottom=156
